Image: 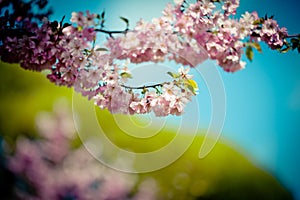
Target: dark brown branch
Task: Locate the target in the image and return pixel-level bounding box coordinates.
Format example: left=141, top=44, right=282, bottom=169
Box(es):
left=286, top=34, right=300, bottom=38
left=120, top=83, right=165, bottom=90
left=94, top=28, right=128, bottom=37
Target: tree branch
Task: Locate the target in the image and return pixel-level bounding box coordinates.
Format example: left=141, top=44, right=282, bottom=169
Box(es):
left=94, top=28, right=128, bottom=37
left=120, top=83, right=165, bottom=90
left=286, top=34, right=300, bottom=38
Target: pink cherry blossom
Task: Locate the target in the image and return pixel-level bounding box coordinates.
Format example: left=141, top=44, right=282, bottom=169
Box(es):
left=0, top=0, right=293, bottom=116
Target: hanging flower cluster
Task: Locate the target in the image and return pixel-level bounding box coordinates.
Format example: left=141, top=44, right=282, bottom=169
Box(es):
left=0, top=0, right=298, bottom=116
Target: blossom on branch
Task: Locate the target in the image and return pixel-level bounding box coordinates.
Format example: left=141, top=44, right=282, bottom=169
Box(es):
left=0, top=0, right=298, bottom=116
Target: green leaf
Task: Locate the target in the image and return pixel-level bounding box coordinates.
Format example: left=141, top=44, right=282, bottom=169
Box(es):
left=95, top=48, right=108, bottom=51
left=280, top=47, right=291, bottom=53
left=253, top=18, right=264, bottom=25
left=60, top=15, right=66, bottom=27
left=184, top=79, right=199, bottom=95
left=246, top=46, right=254, bottom=62
left=101, top=10, right=105, bottom=19
left=141, top=88, right=148, bottom=95
left=252, top=20, right=261, bottom=25
left=291, top=38, right=299, bottom=50
left=51, top=20, right=59, bottom=29
left=291, top=38, right=298, bottom=44
left=120, top=16, right=129, bottom=27
left=120, top=72, right=132, bottom=79
left=249, top=42, right=262, bottom=53
left=78, top=26, right=83, bottom=31
left=63, top=23, right=71, bottom=29
left=155, top=87, right=162, bottom=95
left=167, top=72, right=175, bottom=78
left=187, top=85, right=195, bottom=95
left=100, top=19, right=105, bottom=28
left=187, top=79, right=198, bottom=91
left=167, top=72, right=180, bottom=78
left=292, top=42, right=298, bottom=50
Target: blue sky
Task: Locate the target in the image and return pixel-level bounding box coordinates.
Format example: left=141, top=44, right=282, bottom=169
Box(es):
left=49, top=0, right=300, bottom=199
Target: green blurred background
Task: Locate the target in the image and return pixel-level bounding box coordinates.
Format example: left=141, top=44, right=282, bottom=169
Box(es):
left=0, top=62, right=294, bottom=199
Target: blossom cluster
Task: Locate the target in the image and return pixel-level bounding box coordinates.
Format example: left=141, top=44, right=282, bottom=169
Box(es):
left=0, top=0, right=291, bottom=116
left=5, top=103, right=157, bottom=200
left=107, top=0, right=288, bottom=72
left=93, top=65, right=198, bottom=116
left=259, top=18, right=288, bottom=50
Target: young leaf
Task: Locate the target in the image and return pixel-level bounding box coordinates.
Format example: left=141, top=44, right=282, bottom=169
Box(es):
left=292, top=41, right=298, bottom=50
left=50, top=21, right=59, bottom=32
left=95, top=48, right=108, bottom=51
left=101, top=10, right=105, bottom=19
left=167, top=72, right=175, bottom=78
left=253, top=18, right=264, bottom=25
left=291, top=38, right=298, bottom=44
left=291, top=38, right=299, bottom=50
left=100, top=19, right=105, bottom=28
left=60, top=15, right=66, bottom=27
left=187, top=84, right=196, bottom=95
left=246, top=46, right=254, bottom=61
left=253, top=19, right=261, bottom=25
left=250, top=42, right=262, bottom=53
left=120, top=16, right=129, bottom=27
left=141, top=88, right=148, bottom=95
left=188, top=79, right=198, bottom=91
left=167, top=72, right=180, bottom=78
left=63, top=23, right=72, bottom=29
left=120, top=72, right=132, bottom=79
left=185, top=79, right=199, bottom=95
left=280, top=47, right=291, bottom=53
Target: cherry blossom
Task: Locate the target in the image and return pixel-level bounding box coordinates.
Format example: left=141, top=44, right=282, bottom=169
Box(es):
left=0, top=0, right=298, bottom=116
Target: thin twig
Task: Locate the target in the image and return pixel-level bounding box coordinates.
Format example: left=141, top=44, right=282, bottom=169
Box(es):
left=94, top=28, right=128, bottom=37
left=286, top=34, right=300, bottom=38
left=120, top=83, right=165, bottom=90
